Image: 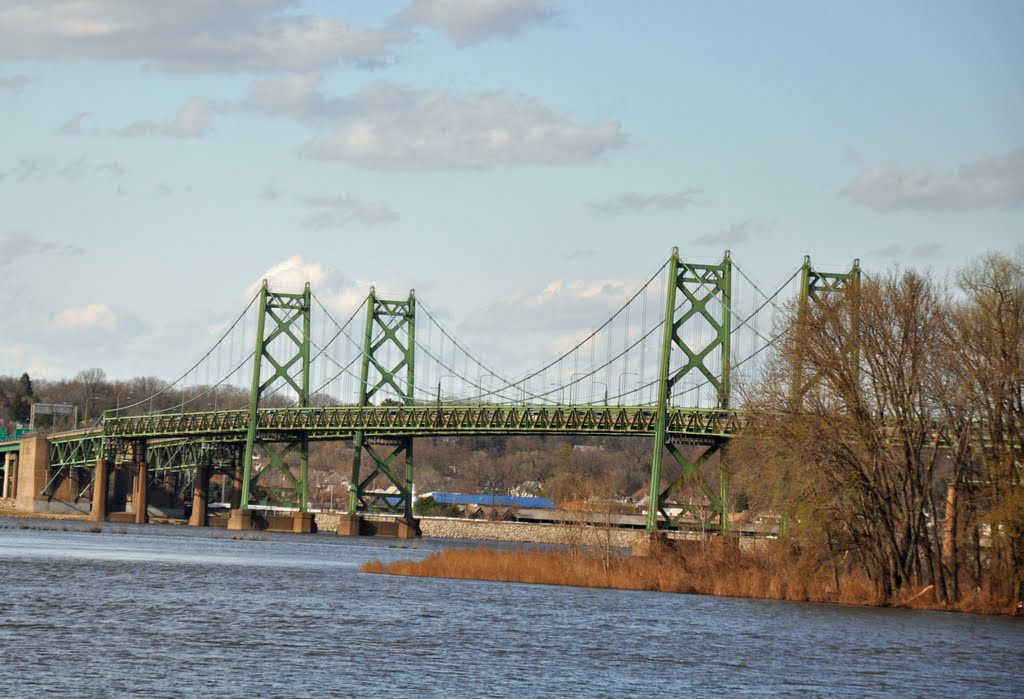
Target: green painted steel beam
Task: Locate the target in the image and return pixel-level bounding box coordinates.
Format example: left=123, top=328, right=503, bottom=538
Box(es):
left=240, top=282, right=313, bottom=510
left=350, top=290, right=417, bottom=516
left=648, top=248, right=733, bottom=533
left=99, top=404, right=742, bottom=440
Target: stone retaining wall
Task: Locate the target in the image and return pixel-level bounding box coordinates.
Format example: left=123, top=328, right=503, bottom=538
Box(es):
left=313, top=511, right=402, bottom=534
left=420, top=517, right=650, bottom=548
left=0, top=497, right=15, bottom=511
left=312, top=512, right=764, bottom=552
left=315, top=511, right=341, bottom=532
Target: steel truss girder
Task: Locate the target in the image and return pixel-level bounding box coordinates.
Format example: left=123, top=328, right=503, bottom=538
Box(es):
left=99, top=404, right=741, bottom=439
left=146, top=439, right=240, bottom=473
left=49, top=433, right=105, bottom=468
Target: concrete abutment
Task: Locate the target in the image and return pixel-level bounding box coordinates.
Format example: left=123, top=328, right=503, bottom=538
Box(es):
left=335, top=514, right=421, bottom=539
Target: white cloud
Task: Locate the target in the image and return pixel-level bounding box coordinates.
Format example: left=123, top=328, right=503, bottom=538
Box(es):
left=165, top=98, right=211, bottom=138
left=2, top=154, right=124, bottom=183
left=463, top=278, right=633, bottom=335
left=246, top=73, right=326, bottom=121
left=3, top=158, right=44, bottom=183
left=398, top=0, right=556, bottom=46
left=258, top=182, right=282, bottom=200
left=59, top=111, right=88, bottom=134
left=57, top=153, right=89, bottom=180
left=0, top=1, right=405, bottom=73
left=317, top=286, right=371, bottom=317
left=96, top=161, right=125, bottom=178
left=301, top=81, right=625, bottom=170
left=868, top=242, right=942, bottom=260
left=842, top=147, right=1024, bottom=212
left=53, top=303, right=118, bottom=331
left=114, top=120, right=159, bottom=138
left=0, top=343, right=72, bottom=380
left=590, top=189, right=704, bottom=215
left=693, top=220, right=758, bottom=247
left=246, top=255, right=329, bottom=298
left=115, top=98, right=214, bottom=138
left=302, top=194, right=399, bottom=229
left=0, top=232, right=83, bottom=265
left=243, top=255, right=374, bottom=320
left=0, top=73, right=30, bottom=94
left=457, top=277, right=645, bottom=377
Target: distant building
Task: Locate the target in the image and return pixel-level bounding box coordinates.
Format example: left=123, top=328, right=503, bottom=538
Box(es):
left=421, top=492, right=557, bottom=510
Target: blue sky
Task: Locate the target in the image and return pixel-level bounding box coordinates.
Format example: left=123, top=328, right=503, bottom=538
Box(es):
left=1, top=0, right=1021, bottom=381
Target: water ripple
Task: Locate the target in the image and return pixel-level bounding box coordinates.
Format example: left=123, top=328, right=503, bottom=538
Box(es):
left=0, top=519, right=1021, bottom=697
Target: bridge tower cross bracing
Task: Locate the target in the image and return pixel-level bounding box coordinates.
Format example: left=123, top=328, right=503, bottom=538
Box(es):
left=348, top=287, right=417, bottom=519
left=239, top=280, right=312, bottom=511
left=781, top=255, right=861, bottom=534
left=647, top=248, right=733, bottom=534
left=790, top=255, right=862, bottom=405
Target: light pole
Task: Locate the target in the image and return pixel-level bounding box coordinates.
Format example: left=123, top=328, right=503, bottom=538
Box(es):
left=479, top=373, right=498, bottom=404
left=115, top=389, right=133, bottom=416
left=437, top=374, right=458, bottom=406
left=618, top=371, right=639, bottom=406
left=569, top=373, right=587, bottom=405
left=591, top=381, right=608, bottom=406
left=549, top=382, right=564, bottom=405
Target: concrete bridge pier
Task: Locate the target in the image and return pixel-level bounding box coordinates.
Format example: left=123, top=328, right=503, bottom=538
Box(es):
left=336, top=514, right=420, bottom=539
left=229, top=462, right=242, bottom=509
left=2, top=452, right=16, bottom=499
left=91, top=458, right=109, bottom=522
left=15, top=436, right=47, bottom=512
left=226, top=508, right=316, bottom=533
left=227, top=508, right=252, bottom=531
left=188, top=464, right=209, bottom=527
left=336, top=513, right=361, bottom=537
left=132, top=461, right=148, bottom=524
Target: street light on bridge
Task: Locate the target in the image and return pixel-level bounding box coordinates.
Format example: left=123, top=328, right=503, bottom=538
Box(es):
left=617, top=371, right=639, bottom=406
left=437, top=374, right=458, bottom=406
left=568, top=373, right=588, bottom=404
left=479, top=373, right=499, bottom=404
left=548, top=382, right=564, bottom=405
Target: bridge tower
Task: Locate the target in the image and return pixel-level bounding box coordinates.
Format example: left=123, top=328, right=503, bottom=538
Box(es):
left=236, top=281, right=313, bottom=526
left=782, top=256, right=860, bottom=535
left=346, top=288, right=418, bottom=533
left=790, top=255, right=861, bottom=404
left=647, top=248, right=733, bottom=533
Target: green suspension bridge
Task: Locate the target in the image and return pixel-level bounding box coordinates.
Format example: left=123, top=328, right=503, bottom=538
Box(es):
left=1, top=248, right=859, bottom=535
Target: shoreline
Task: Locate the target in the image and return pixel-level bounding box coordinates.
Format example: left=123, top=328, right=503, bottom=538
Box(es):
left=4, top=509, right=1019, bottom=617
left=361, top=545, right=1024, bottom=618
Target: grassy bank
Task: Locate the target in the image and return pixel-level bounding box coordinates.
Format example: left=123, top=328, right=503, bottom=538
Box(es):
left=361, top=541, right=1018, bottom=615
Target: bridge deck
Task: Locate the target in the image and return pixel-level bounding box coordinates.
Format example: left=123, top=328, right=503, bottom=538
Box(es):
left=38, top=404, right=741, bottom=469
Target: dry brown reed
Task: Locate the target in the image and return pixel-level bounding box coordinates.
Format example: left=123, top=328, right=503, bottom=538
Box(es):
left=360, top=540, right=1017, bottom=615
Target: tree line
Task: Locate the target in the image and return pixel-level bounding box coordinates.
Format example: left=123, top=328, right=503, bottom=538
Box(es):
left=734, top=249, right=1023, bottom=610
left=4, top=248, right=1020, bottom=610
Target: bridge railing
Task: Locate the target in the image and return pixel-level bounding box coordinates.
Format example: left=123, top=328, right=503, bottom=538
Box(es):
left=94, top=404, right=743, bottom=440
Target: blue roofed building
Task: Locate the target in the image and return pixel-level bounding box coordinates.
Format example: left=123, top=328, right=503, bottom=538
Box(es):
left=421, top=492, right=557, bottom=510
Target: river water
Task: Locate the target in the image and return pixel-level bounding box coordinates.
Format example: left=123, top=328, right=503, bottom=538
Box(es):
left=0, top=518, right=1020, bottom=698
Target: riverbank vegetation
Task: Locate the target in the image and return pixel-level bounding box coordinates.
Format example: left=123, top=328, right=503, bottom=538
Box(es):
left=360, top=539, right=1009, bottom=614
left=4, top=249, right=1021, bottom=614
left=731, top=249, right=1023, bottom=613
left=367, top=249, right=1023, bottom=616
